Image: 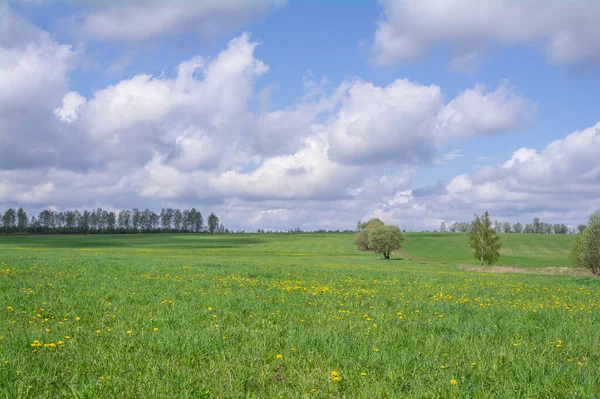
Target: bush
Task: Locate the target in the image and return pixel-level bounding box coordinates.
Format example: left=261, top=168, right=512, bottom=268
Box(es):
left=571, top=211, right=600, bottom=275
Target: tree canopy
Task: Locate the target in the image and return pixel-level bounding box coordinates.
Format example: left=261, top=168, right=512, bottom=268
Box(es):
left=354, top=218, right=384, bottom=251
left=368, top=225, right=404, bottom=259
left=469, top=211, right=501, bottom=266
left=570, top=211, right=600, bottom=275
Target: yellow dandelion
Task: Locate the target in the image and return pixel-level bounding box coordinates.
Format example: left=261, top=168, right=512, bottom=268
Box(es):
left=276, top=354, right=283, bottom=359
left=450, top=379, right=457, bottom=385
left=332, top=376, right=340, bottom=382
left=127, top=330, right=132, bottom=335
left=331, top=370, right=339, bottom=377
left=75, top=317, right=80, bottom=321
left=360, top=372, right=367, bottom=376
left=291, top=347, right=296, bottom=351
left=153, top=327, right=159, bottom=332
left=7, top=306, right=13, bottom=312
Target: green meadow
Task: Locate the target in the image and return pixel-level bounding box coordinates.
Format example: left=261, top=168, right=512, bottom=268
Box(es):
left=1, top=233, right=598, bottom=398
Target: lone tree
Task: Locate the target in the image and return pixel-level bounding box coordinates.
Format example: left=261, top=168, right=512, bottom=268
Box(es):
left=571, top=211, right=600, bottom=275
left=469, top=211, right=501, bottom=266
left=354, top=218, right=384, bottom=251
left=368, top=225, right=404, bottom=259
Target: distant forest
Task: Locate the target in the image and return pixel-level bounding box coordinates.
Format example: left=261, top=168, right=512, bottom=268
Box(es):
left=0, top=207, right=225, bottom=235
left=440, top=218, right=584, bottom=235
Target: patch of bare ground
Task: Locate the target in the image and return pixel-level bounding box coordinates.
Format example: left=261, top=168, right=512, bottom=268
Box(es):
left=459, top=264, right=593, bottom=276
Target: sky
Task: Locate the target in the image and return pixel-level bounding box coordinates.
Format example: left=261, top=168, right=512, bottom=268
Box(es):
left=1, top=0, right=599, bottom=232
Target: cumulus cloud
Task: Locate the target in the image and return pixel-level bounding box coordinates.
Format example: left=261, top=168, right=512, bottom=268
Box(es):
left=0, top=5, right=78, bottom=169
left=8, top=5, right=591, bottom=232
left=363, top=122, right=600, bottom=230
left=437, top=81, right=536, bottom=137
left=372, top=0, right=600, bottom=70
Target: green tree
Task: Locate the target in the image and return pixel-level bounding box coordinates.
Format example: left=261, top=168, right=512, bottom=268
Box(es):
left=208, top=213, right=219, bottom=233
left=469, top=211, right=501, bottom=266
left=367, top=225, right=404, bottom=259
left=354, top=218, right=384, bottom=251
left=571, top=211, right=600, bottom=275
left=17, top=208, right=28, bottom=232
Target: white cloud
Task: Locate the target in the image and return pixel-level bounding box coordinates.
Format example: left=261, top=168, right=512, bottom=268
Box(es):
left=75, top=0, right=285, bottom=42
left=7, top=7, right=589, bottom=232
left=54, top=91, right=86, bottom=123
left=372, top=0, right=600, bottom=70
left=437, top=81, right=536, bottom=137
left=327, top=79, right=444, bottom=165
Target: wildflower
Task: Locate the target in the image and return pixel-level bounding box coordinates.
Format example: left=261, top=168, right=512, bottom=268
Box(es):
left=372, top=323, right=377, bottom=328
left=208, top=307, right=213, bottom=311
left=513, top=343, right=518, bottom=347
left=440, top=365, right=445, bottom=369
left=215, top=324, right=219, bottom=328
left=577, top=362, right=583, bottom=366
left=332, top=376, right=340, bottom=382
left=276, top=354, right=283, bottom=359
left=75, top=317, right=80, bottom=321
left=127, top=330, right=132, bottom=335
left=291, top=347, right=296, bottom=351
left=360, top=372, right=367, bottom=376
left=153, top=327, right=159, bottom=332
left=331, top=370, right=338, bottom=377
left=450, top=379, right=457, bottom=385
left=7, top=306, right=13, bottom=312
left=57, top=341, right=64, bottom=345
left=471, top=362, right=476, bottom=366
left=96, top=330, right=101, bottom=334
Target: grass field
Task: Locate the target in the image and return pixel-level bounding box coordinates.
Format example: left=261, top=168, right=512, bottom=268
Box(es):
left=1, top=233, right=598, bottom=398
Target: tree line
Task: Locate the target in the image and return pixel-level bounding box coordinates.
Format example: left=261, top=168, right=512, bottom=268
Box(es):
left=0, top=207, right=226, bottom=235
left=441, top=217, right=575, bottom=234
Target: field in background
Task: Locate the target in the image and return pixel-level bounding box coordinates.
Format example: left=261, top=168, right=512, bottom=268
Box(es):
left=1, top=233, right=598, bottom=398
left=403, top=232, right=574, bottom=268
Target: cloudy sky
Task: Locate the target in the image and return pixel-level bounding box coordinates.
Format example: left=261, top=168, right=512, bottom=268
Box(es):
left=1, top=0, right=599, bottom=231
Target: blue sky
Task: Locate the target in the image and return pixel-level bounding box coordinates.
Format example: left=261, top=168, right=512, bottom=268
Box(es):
left=1, top=0, right=600, bottom=231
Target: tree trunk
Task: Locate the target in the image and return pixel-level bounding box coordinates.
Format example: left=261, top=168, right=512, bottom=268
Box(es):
left=384, top=252, right=390, bottom=260
left=480, top=255, right=484, bottom=266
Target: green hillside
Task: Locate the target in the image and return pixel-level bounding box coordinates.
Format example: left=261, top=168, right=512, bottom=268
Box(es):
left=402, top=232, right=575, bottom=268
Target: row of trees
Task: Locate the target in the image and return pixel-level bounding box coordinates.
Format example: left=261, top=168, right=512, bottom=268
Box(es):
left=442, top=218, right=574, bottom=234
left=0, top=208, right=226, bottom=234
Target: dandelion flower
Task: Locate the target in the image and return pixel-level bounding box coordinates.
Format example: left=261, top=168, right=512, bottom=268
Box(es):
left=360, top=372, right=367, bottom=376
left=276, top=354, right=283, bottom=359
left=450, top=379, right=457, bottom=385
left=153, top=328, right=159, bottom=332
left=127, top=330, right=132, bottom=335
left=331, top=370, right=338, bottom=377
